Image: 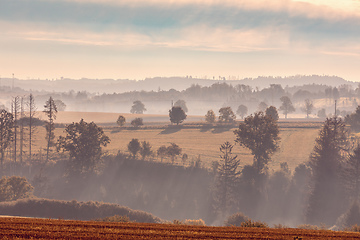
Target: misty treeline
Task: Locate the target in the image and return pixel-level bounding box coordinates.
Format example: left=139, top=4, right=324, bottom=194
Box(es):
left=2, top=101, right=360, bottom=229
left=2, top=76, right=360, bottom=116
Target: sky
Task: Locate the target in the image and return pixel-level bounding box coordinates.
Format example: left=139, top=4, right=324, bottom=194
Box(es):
left=1, top=0, right=360, bottom=82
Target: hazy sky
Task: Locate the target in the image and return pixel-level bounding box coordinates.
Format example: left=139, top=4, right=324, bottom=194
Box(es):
left=1, top=0, right=360, bottom=81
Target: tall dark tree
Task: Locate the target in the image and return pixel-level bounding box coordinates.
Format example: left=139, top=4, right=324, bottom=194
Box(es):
left=236, top=105, right=248, bottom=119
left=279, top=96, right=295, bottom=119
left=307, top=117, right=348, bottom=225
left=44, top=97, right=57, bottom=162
left=169, top=106, right=187, bottom=125
left=0, top=110, right=14, bottom=168
left=174, top=100, right=188, bottom=113
left=127, top=138, right=141, bottom=158
left=11, top=96, right=20, bottom=164
left=19, top=97, right=25, bottom=164
left=27, top=94, right=37, bottom=162
left=265, top=106, right=279, bottom=121
left=57, top=119, right=110, bottom=177
left=234, top=112, right=280, bottom=174
left=344, top=143, right=360, bottom=202
left=219, top=107, right=236, bottom=123
left=214, top=141, right=240, bottom=216
left=130, top=100, right=146, bottom=114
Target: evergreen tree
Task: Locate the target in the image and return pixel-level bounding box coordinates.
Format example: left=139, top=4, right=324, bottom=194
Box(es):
left=214, top=141, right=240, bottom=216
left=43, top=97, right=58, bottom=162
left=307, top=117, right=349, bottom=225
left=0, top=110, right=14, bottom=168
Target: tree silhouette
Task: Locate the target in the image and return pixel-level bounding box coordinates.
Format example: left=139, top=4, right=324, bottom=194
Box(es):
left=205, top=110, right=216, bottom=124
left=27, top=94, right=37, bottom=162
left=214, top=141, right=240, bottom=215
left=258, top=102, right=268, bottom=112
left=234, top=112, right=280, bottom=174
left=139, top=141, right=152, bottom=161
left=219, top=107, right=236, bottom=123
left=116, top=115, right=126, bottom=127
left=302, top=99, right=314, bottom=118
left=131, top=118, right=143, bottom=128
left=167, top=143, right=182, bottom=164
left=174, top=100, right=188, bottom=113
left=0, top=110, right=14, bottom=168
left=279, top=96, right=295, bottom=118
left=44, top=97, right=58, bottom=162
left=130, top=100, right=146, bottom=114
left=57, top=119, right=110, bottom=177
left=236, top=105, right=248, bottom=119
left=157, top=145, right=168, bottom=163
left=307, top=117, right=348, bottom=225
left=169, top=106, right=187, bottom=125
left=128, top=138, right=141, bottom=158
left=265, top=106, right=279, bottom=121
left=345, top=106, right=360, bottom=132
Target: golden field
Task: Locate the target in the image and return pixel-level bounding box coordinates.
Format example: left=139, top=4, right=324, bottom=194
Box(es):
left=0, top=217, right=359, bottom=239
left=24, top=111, right=323, bottom=172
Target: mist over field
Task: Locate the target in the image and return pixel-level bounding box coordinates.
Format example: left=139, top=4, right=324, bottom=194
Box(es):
left=1, top=0, right=360, bottom=236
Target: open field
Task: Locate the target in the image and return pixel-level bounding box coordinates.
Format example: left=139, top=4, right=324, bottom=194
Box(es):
left=0, top=217, right=359, bottom=239
left=24, top=118, right=322, bottom=171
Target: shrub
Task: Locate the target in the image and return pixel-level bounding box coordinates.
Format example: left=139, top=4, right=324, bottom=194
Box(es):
left=184, top=219, right=206, bottom=226
left=240, top=219, right=268, bottom=228
left=95, top=215, right=131, bottom=223
left=225, top=212, right=250, bottom=227
left=297, top=224, right=326, bottom=230
left=345, top=224, right=360, bottom=232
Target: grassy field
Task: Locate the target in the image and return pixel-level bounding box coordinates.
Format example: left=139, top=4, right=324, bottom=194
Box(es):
left=27, top=113, right=322, bottom=172
left=0, top=217, right=359, bottom=239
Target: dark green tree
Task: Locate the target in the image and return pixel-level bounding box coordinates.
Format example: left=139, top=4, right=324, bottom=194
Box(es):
left=265, top=106, right=279, bottom=121
left=279, top=96, right=295, bottom=118
left=128, top=138, right=141, bottom=158
left=57, top=119, right=110, bottom=177
left=169, top=106, right=187, bottom=125
left=116, top=115, right=126, bottom=127
left=44, top=97, right=58, bottom=162
left=234, top=112, right=280, bottom=174
left=0, top=110, right=14, bottom=168
left=236, top=105, right=248, bottom=119
left=219, top=107, right=236, bottom=123
left=130, top=100, right=146, bottom=114
left=307, top=117, right=348, bottom=225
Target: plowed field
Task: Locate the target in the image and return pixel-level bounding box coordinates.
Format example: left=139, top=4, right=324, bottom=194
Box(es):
left=1, top=217, right=360, bottom=240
